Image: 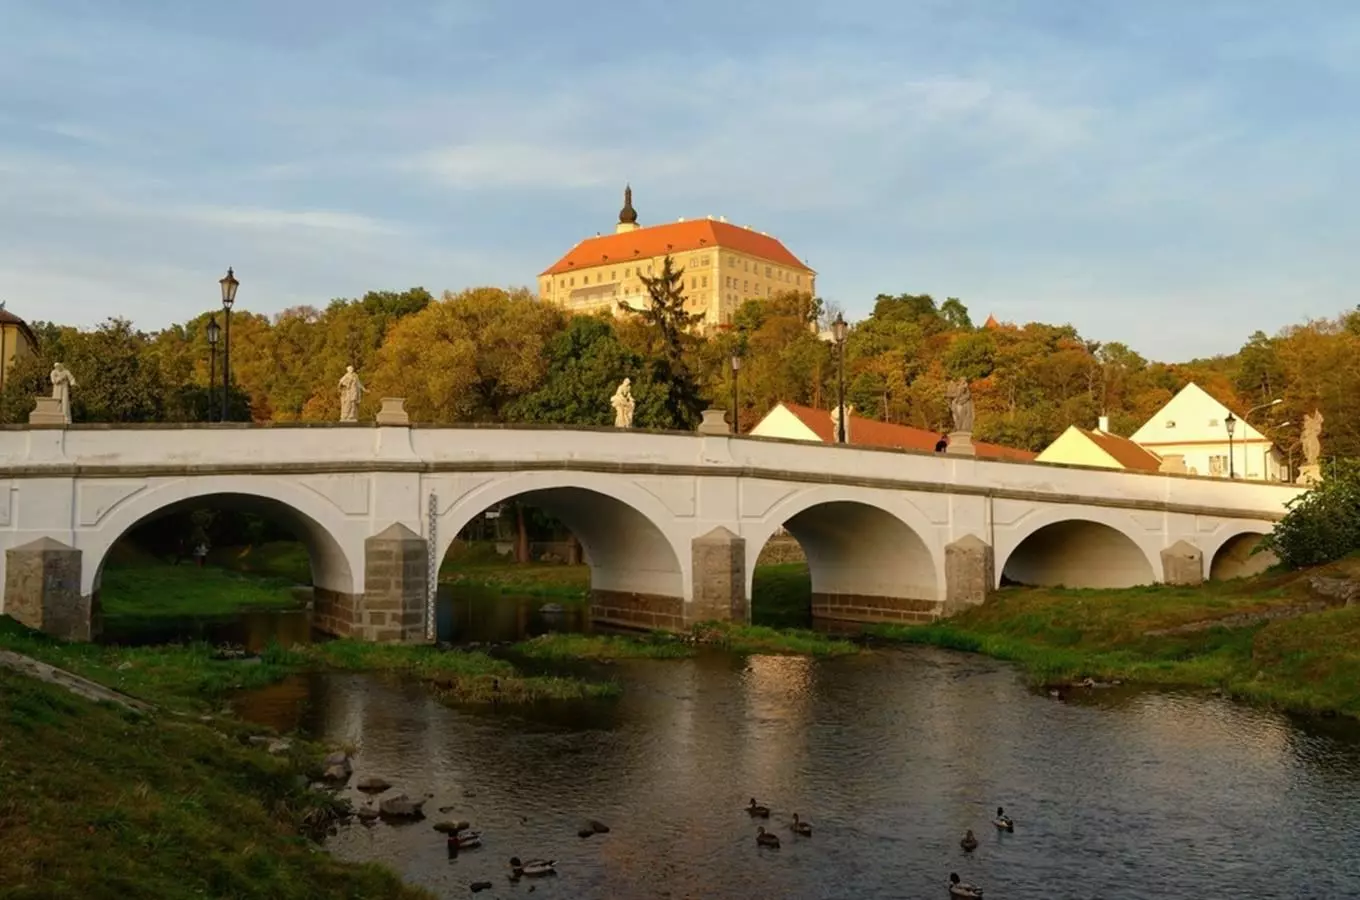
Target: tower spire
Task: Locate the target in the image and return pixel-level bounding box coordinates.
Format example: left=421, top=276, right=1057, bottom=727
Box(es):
left=616, top=184, right=639, bottom=233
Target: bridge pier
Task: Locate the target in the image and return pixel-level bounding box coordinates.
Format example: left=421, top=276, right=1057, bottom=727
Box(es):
left=314, top=523, right=427, bottom=643
left=4, top=538, right=94, bottom=642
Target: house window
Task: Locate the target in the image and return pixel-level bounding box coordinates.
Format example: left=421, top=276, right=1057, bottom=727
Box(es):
left=797, top=276, right=802, bottom=286
left=744, top=261, right=749, bottom=271
left=610, top=270, right=616, bottom=280
left=702, top=276, right=709, bottom=288
left=1165, top=420, right=1176, bottom=428
left=1208, top=455, right=1228, bottom=476
left=1208, top=418, right=1219, bottom=428
left=765, top=266, right=772, bottom=277
left=744, top=280, right=749, bottom=291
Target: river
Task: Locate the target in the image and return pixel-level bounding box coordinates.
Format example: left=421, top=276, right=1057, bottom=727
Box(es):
left=234, top=644, right=1360, bottom=900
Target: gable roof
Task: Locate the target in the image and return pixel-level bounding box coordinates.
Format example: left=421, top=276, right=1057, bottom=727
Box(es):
left=541, top=219, right=814, bottom=277
left=1074, top=427, right=1163, bottom=471
left=1130, top=382, right=1268, bottom=445
left=777, top=403, right=1037, bottom=461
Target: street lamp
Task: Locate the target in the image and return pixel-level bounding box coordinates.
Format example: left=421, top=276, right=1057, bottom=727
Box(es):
left=729, top=353, right=742, bottom=435
left=1224, top=412, right=1236, bottom=478
left=832, top=313, right=848, bottom=444
left=219, top=267, right=239, bottom=422
left=205, top=316, right=221, bottom=422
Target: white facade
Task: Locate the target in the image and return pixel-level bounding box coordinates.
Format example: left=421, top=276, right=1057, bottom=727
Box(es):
left=748, top=404, right=820, bottom=442
left=1130, top=383, right=1285, bottom=481
left=0, top=422, right=1302, bottom=629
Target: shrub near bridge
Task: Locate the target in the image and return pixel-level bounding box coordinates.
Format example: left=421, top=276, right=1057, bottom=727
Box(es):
left=1260, top=459, right=1360, bottom=568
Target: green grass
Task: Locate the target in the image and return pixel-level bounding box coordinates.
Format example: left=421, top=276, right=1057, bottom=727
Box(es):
left=513, top=632, right=697, bottom=661
left=751, top=562, right=813, bottom=628
left=99, top=564, right=304, bottom=627
left=297, top=639, right=619, bottom=702
left=0, top=617, right=302, bottom=712
left=438, top=560, right=592, bottom=599
left=871, top=572, right=1360, bottom=718
left=0, top=665, right=432, bottom=900
left=690, top=622, right=859, bottom=657
left=208, top=541, right=314, bottom=585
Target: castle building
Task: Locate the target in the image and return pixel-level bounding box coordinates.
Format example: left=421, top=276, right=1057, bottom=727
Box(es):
left=539, top=187, right=816, bottom=327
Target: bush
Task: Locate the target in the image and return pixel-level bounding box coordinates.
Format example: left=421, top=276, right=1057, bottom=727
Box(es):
left=1260, top=459, right=1360, bottom=568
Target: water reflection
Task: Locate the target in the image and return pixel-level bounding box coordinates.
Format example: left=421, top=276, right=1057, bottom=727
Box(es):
left=235, top=647, right=1360, bottom=900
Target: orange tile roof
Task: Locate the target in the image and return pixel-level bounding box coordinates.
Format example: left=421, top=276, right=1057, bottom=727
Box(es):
left=541, top=219, right=814, bottom=277
left=780, top=403, right=1037, bottom=462
left=1075, top=427, right=1163, bottom=471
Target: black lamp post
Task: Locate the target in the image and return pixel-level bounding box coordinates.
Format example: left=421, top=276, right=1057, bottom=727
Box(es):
left=219, top=267, right=239, bottom=421
left=1225, top=412, right=1237, bottom=478
left=832, top=313, right=848, bottom=444
left=206, top=316, right=221, bottom=422
left=730, top=353, right=742, bottom=435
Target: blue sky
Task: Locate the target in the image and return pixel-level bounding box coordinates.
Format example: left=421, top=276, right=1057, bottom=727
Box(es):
left=1, top=0, right=1356, bottom=361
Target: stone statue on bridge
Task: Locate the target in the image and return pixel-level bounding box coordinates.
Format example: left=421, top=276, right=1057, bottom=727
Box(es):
left=946, top=378, right=974, bottom=434
left=50, top=363, right=77, bottom=424
left=830, top=403, right=853, bottom=444
left=338, top=366, right=365, bottom=422
left=1299, top=409, right=1324, bottom=485
left=611, top=378, right=635, bottom=429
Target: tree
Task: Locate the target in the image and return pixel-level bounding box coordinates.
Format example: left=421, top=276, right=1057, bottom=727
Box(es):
left=939, top=297, right=973, bottom=330
left=509, top=315, right=643, bottom=425
left=622, top=256, right=705, bottom=430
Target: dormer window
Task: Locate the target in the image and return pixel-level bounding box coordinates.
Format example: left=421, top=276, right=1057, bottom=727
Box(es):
left=1165, top=420, right=1176, bottom=428
left=1209, top=418, right=1219, bottom=427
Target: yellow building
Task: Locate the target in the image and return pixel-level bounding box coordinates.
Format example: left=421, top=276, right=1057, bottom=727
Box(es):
left=539, top=186, right=816, bottom=327
left=0, top=304, right=39, bottom=395
left=1036, top=417, right=1164, bottom=472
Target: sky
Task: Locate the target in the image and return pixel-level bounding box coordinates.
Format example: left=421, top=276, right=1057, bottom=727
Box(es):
left=1, top=0, right=1357, bottom=361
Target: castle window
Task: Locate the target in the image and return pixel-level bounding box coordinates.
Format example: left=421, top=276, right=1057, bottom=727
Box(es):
left=702, top=276, right=708, bottom=287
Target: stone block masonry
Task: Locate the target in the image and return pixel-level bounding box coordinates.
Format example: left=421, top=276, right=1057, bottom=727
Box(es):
left=4, top=538, right=94, bottom=641
left=353, top=523, right=428, bottom=643
left=812, top=592, right=942, bottom=625
left=591, top=590, right=685, bottom=631
left=944, top=534, right=994, bottom=614
left=1161, top=540, right=1204, bottom=587
left=691, top=527, right=748, bottom=625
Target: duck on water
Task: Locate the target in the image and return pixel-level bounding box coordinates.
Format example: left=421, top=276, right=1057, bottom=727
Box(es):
left=992, top=807, right=1014, bottom=832
left=509, top=856, right=556, bottom=878
left=949, top=872, right=984, bottom=898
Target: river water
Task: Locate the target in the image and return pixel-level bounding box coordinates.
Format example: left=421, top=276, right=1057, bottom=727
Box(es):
left=234, top=646, right=1360, bottom=900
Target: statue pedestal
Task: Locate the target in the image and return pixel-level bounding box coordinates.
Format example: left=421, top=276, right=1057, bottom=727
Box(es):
left=375, top=397, right=410, bottom=426
left=1298, top=464, right=1323, bottom=486
left=945, top=431, right=976, bottom=457
left=29, top=397, right=67, bottom=426
left=696, top=408, right=731, bottom=436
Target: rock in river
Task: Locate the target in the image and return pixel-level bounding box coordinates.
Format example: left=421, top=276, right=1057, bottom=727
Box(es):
left=378, top=793, right=427, bottom=820
left=355, top=776, right=392, bottom=793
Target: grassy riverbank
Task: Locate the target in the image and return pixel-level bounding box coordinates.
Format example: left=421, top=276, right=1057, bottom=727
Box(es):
left=514, top=621, right=858, bottom=661
left=873, top=563, right=1360, bottom=718
left=0, top=617, right=432, bottom=899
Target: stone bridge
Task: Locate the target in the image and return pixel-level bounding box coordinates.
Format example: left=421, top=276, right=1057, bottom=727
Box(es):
left=0, top=416, right=1302, bottom=642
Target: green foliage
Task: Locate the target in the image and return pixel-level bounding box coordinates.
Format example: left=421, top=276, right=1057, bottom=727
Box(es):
left=1259, top=460, right=1360, bottom=567
left=623, top=255, right=705, bottom=430
left=509, top=315, right=641, bottom=425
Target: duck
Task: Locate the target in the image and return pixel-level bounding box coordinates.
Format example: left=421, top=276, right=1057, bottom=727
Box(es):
left=790, top=813, right=812, bottom=836
left=755, top=826, right=781, bottom=849
left=949, top=872, right=984, bottom=898
left=992, top=807, right=1014, bottom=832
left=960, top=829, right=978, bottom=852
left=509, top=857, right=556, bottom=878
left=448, top=830, right=482, bottom=850
left=747, top=798, right=771, bottom=818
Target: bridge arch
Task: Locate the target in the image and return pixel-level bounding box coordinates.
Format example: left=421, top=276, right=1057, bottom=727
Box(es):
left=997, top=508, right=1159, bottom=589
left=1205, top=527, right=1278, bottom=581
left=744, top=486, right=942, bottom=622
left=78, top=475, right=362, bottom=600
left=437, top=471, right=688, bottom=620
